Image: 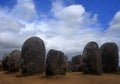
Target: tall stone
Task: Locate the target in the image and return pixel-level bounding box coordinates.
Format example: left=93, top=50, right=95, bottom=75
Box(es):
left=82, top=41, right=102, bottom=75
left=46, top=49, right=66, bottom=76
left=64, top=61, right=71, bottom=72
left=100, top=42, right=119, bottom=73
left=21, top=37, right=45, bottom=75
left=2, top=53, right=10, bottom=71
left=67, top=61, right=72, bottom=72
left=8, top=50, right=21, bottom=72
left=0, top=60, right=2, bottom=71
left=71, top=55, right=82, bottom=72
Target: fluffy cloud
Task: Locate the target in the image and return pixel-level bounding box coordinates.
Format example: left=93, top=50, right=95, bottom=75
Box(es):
left=0, top=8, right=25, bottom=33
left=109, top=11, right=120, bottom=30
left=0, top=0, right=37, bottom=59
left=103, top=11, right=120, bottom=40
left=0, top=17, right=25, bottom=32
left=0, top=0, right=120, bottom=62
left=12, top=0, right=37, bottom=22
left=29, top=1, right=102, bottom=59
left=98, top=11, right=120, bottom=65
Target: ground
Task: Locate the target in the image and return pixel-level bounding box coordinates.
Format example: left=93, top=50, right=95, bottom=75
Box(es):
left=0, top=71, right=120, bottom=84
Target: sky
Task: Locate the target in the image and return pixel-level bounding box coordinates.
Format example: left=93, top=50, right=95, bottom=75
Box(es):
left=0, top=0, right=120, bottom=62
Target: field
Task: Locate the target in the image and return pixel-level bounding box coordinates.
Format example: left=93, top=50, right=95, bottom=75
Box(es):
left=0, top=71, right=120, bottom=84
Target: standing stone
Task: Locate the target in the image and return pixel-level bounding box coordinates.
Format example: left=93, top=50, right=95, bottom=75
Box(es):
left=67, top=61, right=72, bottom=72
left=46, top=49, right=66, bottom=76
left=0, top=60, right=2, bottom=71
left=82, top=41, right=102, bottom=75
left=100, top=42, right=119, bottom=73
left=71, top=55, right=82, bottom=72
left=21, top=37, right=45, bottom=75
left=62, top=55, right=69, bottom=72
left=8, top=50, right=21, bottom=72
left=64, top=61, right=71, bottom=72
left=2, top=53, right=10, bottom=71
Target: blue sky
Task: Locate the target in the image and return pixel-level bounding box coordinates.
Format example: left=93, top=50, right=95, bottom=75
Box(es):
left=0, top=0, right=119, bottom=28
left=0, top=0, right=120, bottom=61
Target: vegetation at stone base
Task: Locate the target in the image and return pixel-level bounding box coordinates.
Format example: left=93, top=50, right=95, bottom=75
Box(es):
left=21, top=63, right=35, bottom=76
left=45, top=66, right=53, bottom=76
left=60, top=68, right=67, bottom=75
left=46, top=67, right=66, bottom=76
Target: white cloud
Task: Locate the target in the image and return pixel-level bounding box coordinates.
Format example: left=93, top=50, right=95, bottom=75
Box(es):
left=104, top=11, right=120, bottom=38
left=53, top=4, right=85, bottom=22
left=0, top=0, right=119, bottom=62
left=31, top=1, right=101, bottom=59
left=0, top=0, right=37, bottom=57
left=100, top=11, right=120, bottom=65
left=0, top=8, right=25, bottom=33
left=0, top=0, right=103, bottom=60
left=109, top=11, right=120, bottom=30
left=0, top=16, right=25, bottom=32
left=11, top=0, right=37, bottom=22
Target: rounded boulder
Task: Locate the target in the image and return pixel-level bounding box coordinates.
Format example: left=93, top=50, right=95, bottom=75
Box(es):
left=21, top=37, right=46, bottom=75
left=71, top=55, right=82, bottom=72
left=46, top=49, right=66, bottom=76
left=8, top=50, right=21, bottom=72
left=100, top=42, right=119, bottom=73
left=2, top=53, right=10, bottom=71
left=82, top=41, right=102, bottom=75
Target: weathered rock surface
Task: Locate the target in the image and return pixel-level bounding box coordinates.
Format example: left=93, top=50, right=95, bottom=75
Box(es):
left=71, top=55, right=82, bottom=72
left=82, top=41, right=102, bottom=75
left=2, top=53, right=10, bottom=71
left=8, top=50, right=21, bottom=72
left=0, top=60, right=2, bottom=71
left=67, top=61, right=72, bottom=72
left=21, top=37, right=45, bottom=75
left=46, top=49, right=66, bottom=76
left=100, top=42, right=119, bottom=73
